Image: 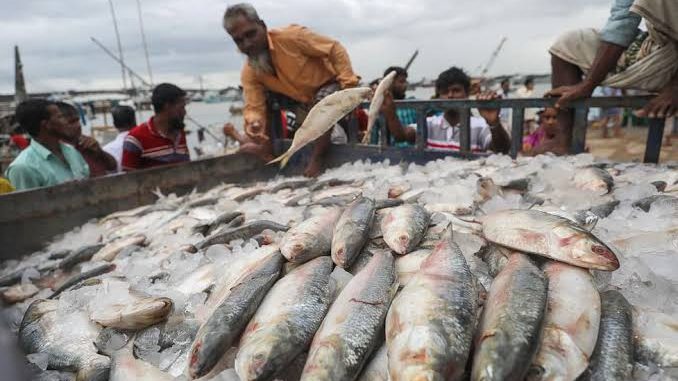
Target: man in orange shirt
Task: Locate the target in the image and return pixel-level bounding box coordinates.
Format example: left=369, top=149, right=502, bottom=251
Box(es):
left=223, top=3, right=360, bottom=177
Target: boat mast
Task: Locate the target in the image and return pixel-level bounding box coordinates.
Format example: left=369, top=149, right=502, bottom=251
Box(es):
left=135, top=0, right=154, bottom=87
left=14, top=46, right=27, bottom=104
left=108, top=0, right=128, bottom=91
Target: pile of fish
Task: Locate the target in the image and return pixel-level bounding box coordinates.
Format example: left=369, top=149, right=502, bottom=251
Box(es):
left=1, top=153, right=677, bottom=381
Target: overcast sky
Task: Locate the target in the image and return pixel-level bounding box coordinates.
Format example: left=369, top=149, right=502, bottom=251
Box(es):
left=0, top=0, right=614, bottom=94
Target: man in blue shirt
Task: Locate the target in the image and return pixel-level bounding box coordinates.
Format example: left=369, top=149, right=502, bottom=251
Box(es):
left=543, top=0, right=678, bottom=155
left=5, top=99, right=89, bottom=191
left=370, top=67, right=418, bottom=147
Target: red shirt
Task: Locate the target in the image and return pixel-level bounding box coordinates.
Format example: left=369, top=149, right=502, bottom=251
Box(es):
left=122, top=117, right=190, bottom=171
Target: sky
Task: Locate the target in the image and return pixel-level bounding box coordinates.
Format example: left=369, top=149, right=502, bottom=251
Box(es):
left=0, top=0, right=614, bottom=94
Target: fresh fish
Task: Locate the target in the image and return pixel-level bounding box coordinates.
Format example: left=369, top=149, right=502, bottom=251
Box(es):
left=477, top=244, right=510, bottom=277
left=380, top=204, right=430, bottom=254
left=311, top=186, right=362, bottom=202
left=282, top=190, right=312, bottom=207
left=425, top=202, right=474, bottom=215
left=0, top=268, right=26, bottom=287
left=374, top=198, right=404, bottom=210
left=633, top=307, right=678, bottom=368
left=185, top=196, right=219, bottom=208
left=363, top=70, right=397, bottom=144
left=574, top=166, right=614, bottom=194
left=196, top=220, right=289, bottom=250
left=394, top=249, right=431, bottom=287
left=388, top=183, right=411, bottom=199
left=19, top=299, right=110, bottom=381
left=476, top=177, right=502, bottom=202
left=269, top=87, right=372, bottom=168
left=579, top=290, right=634, bottom=381
left=480, top=209, right=619, bottom=270
left=309, top=194, right=359, bottom=207
left=574, top=200, right=620, bottom=224
left=191, top=211, right=244, bottom=236
left=281, top=208, right=342, bottom=263
left=301, top=251, right=397, bottom=381
left=59, top=244, right=105, bottom=270
left=49, top=249, right=72, bottom=260
left=1, top=283, right=40, bottom=304
left=471, top=253, right=548, bottom=381
left=347, top=248, right=379, bottom=276
left=231, top=186, right=267, bottom=202
left=632, top=194, right=678, bottom=213
left=502, top=177, right=531, bottom=192
left=209, top=214, right=247, bottom=236
left=235, top=257, right=334, bottom=381
left=110, top=340, right=176, bottom=381
left=309, top=178, right=358, bottom=192
left=357, top=344, right=388, bottom=381
left=176, top=263, right=215, bottom=295
left=90, top=296, right=173, bottom=330
left=387, top=232, right=477, bottom=381
left=188, top=251, right=284, bottom=379
left=48, top=263, right=116, bottom=299
left=270, top=178, right=315, bottom=193
left=527, top=262, right=600, bottom=381
left=332, top=197, right=376, bottom=268
left=92, top=235, right=146, bottom=262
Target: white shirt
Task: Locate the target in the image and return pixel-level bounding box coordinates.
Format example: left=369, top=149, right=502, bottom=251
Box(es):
left=409, top=115, right=493, bottom=152
left=103, top=131, right=129, bottom=173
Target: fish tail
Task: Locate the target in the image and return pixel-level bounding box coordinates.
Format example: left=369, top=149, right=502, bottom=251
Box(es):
left=267, top=152, right=288, bottom=166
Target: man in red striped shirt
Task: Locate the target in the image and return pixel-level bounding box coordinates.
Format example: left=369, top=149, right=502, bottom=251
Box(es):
left=122, top=83, right=191, bottom=171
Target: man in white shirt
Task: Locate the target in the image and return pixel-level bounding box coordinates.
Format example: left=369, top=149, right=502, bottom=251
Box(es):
left=103, top=105, right=136, bottom=172
left=380, top=67, right=510, bottom=153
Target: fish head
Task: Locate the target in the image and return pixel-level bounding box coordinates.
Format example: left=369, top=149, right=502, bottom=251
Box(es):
left=188, top=338, right=221, bottom=379
left=569, top=236, right=620, bottom=271
left=235, top=338, right=278, bottom=380
left=280, top=237, right=306, bottom=262
left=20, top=299, right=57, bottom=327
left=127, top=297, right=174, bottom=328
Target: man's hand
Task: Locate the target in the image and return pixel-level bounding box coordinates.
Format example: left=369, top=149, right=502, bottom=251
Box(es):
left=78, top=136, right=103, bottom=154
left=245, top=121, right=269, bottom=144
left=380, top=91, right=396, bottom=116
left=636, top=86, right=678, bottom=118
left=477, top=91, right=501, bottom=126
left=545, top=81, right=596, bottom=109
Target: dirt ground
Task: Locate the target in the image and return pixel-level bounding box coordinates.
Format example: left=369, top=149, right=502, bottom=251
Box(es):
left=586, top=123, right=678, bottom=163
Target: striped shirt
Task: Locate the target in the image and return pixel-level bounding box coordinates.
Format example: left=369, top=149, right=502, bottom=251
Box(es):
left=409, top=114, right=492, bottom=152
left=122, top=117, right=190, bottom=171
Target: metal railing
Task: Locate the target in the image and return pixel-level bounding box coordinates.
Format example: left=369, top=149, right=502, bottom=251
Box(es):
left=269, top=95, right=667, bottom=164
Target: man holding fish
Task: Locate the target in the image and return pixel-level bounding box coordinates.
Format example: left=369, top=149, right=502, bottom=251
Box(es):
left=223, top=3, right=360, bottom=177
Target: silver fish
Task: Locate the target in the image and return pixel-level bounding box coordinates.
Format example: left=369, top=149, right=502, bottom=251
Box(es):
left=1, top=283, right=40, bottom=304
left=92, top=235, right=146, bottom=262
left=196, top=220, right=289, bottom=250
left=480, top=209, right=619, bottom=271
left=59, top=244, right=105, bottom=270
left=632, top=194, right=678, bottom=213
left=387, top=232, right=477, bottom=381
left=527, top=262, right=600, bottom=381
left=235, top=256, right=334, bottom=381
left=188, top=251, right=284, bottom=379
left=579, top=290, right=634, bottom=381
left=471, top=253, right=548, bottom=381
left=394, top=249, right=431, bottom=287
left=281, top=208, right=342, bottom=263
left=192, top=211, right=244, bottom=236
left=19, top=299, right=110, bottom=381
left=301, top=251, right=398, bottom=381
left=363, top=70, right=397, bottom=144
left=357, top=344, right=389, bottom=381
left=48, top=263, right=116, bottom=299
left=332, top=196, right=376, bottom=268
left=573, top=166, right=614, bottom=194
left=268, top=87, right=372, bottom=168
left=90, top=296, right=173, bottom=330
left=477, top=244, right=510, bottom=277
left=380, top=204, right=430, bottom=255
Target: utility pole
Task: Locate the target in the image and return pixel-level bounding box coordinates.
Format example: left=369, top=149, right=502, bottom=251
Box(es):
left=135, top=0, right=154, bottom=86
left=108, top=0, right=128, bottom=91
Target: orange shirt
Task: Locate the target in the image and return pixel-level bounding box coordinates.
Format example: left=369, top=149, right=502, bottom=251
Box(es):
left=241, top=24, right=360, bottom=128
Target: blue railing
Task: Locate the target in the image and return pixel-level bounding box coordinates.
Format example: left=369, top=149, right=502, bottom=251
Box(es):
left=269, top=95, right=667, bottom=163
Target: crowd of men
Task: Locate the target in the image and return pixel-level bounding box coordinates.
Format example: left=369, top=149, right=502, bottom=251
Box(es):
left=1, top=0, right=676, bottom=192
